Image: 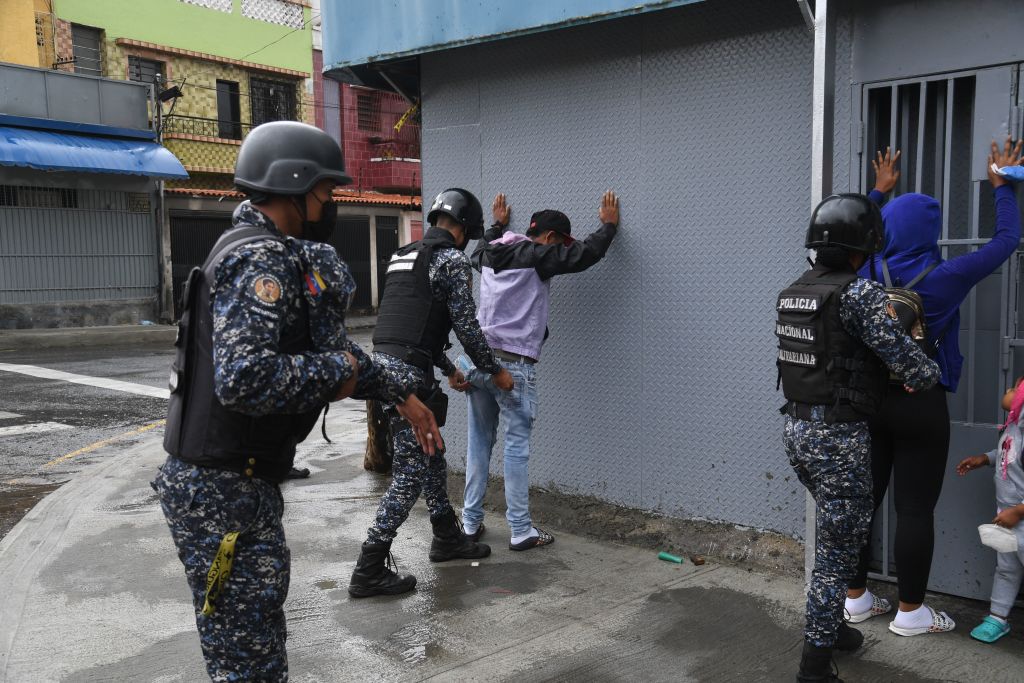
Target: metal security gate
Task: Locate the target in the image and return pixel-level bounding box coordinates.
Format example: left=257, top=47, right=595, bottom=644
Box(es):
left=168, top=211, right=232, bottom=318
left=375, top=215, right=400, bottom=304
left=858, top=65, right=1024, bottom=600
left=0, top=186, right=157, bottom=305
left=329, top=216, right=372, bottom=311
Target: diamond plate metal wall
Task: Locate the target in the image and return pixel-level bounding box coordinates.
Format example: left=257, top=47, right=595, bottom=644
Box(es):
left=421, top=0, right=815, bottom=537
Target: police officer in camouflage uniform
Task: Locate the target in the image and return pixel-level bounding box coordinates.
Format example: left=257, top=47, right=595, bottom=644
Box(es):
left=348, top=188, right=516, bottom=598
left=777, top=194, right=941, bottom=682
left=153, top=121, right=441, bottom=682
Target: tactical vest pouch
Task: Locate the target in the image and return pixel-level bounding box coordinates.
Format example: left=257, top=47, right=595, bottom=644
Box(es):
left=417, top=383, right=449, bottom=428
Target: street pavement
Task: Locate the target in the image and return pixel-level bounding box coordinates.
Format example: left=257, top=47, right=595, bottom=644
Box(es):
left=1, top=334, right=1022, bottom=681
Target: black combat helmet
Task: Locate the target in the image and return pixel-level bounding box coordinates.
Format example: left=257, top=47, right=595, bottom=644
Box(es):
left=234, top=121, right=351, bottom=196
left=427, top=188, right=485, bottom=240
left=805, top=193, right=883, bottom=254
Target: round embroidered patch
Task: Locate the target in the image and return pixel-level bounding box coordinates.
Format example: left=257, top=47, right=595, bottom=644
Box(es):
left=253, top=275, right=282, bottom=304
left=885, top=301, right=899, bottom=320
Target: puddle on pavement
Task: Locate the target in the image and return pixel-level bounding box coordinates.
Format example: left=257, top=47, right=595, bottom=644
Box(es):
left=0, top=482, right=61, bottom=540
left=418, top=557, right=569, bottom=613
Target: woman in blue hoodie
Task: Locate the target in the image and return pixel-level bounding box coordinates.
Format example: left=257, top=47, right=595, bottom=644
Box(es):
left=844, top=140, right=1023, bottom=637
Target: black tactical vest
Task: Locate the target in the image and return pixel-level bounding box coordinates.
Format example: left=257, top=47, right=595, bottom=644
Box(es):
left=776, top=265, right=888, bottom=423
left=163, top=225, right=321, bottom=483
left=372, top=227, right=456, bottom=374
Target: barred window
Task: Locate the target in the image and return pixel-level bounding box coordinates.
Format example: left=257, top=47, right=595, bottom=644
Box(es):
left=250, top=77, right=297, bottom=126
left=179, top=0, right=233, bottom=11
left=241, top=0, right=304, bottom=29
left=357, top=92, right=380, bottom=131
left=71, top=24, right=103, bottom=77
left=128, top=55, right=165, bottom=86
left=0, top=186, right=79, bottom=209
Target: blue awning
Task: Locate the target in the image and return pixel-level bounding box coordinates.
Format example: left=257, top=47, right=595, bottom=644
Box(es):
left=0, top=125, right=188, bottom=179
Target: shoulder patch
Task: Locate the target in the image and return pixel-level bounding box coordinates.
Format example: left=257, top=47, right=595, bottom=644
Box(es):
left=253, top=274, right=283, bottom=304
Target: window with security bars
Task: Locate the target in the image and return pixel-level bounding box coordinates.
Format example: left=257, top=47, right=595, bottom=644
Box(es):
left=179, top=0, right=233, bottom=11
left=250, top=77, right=297, bottom=126
left=357, top=92, right=381, bottom=131
left=128, top=55, right=165, bottom=86
left=241, top=0, right=304, bottom=29
left=71, top=24, right=103, bottom=77
left=0, top=186, right=79, bottom=209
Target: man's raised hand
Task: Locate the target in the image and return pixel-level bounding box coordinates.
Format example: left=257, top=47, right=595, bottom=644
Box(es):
left=492, top=193, right=511, bottom=227
left=599, top=190, right=619, bottom=227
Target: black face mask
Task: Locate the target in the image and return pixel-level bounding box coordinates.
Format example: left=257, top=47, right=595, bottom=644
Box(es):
left=294, top=194, right=337, bottom=243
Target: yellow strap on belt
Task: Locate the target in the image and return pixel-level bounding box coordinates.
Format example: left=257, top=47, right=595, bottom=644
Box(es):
left=201, top=531, right=239, bottom=616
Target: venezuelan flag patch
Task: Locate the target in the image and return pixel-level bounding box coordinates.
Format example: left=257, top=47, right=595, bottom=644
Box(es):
left=305, top=270, right=327, bottom=297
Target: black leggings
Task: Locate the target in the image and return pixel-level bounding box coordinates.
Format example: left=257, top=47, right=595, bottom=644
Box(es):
left=849, top=384, right=950, bottom=604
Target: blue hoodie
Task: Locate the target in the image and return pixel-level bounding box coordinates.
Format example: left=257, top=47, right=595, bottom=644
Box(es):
left=860, top=186, right=1020, bottom=392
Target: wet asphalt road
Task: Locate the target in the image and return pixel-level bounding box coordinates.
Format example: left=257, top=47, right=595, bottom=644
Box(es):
left=0, top=330, right=374, bottom=540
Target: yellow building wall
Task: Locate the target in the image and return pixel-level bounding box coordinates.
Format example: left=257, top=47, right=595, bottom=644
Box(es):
left=103, top=43, right=311, bottom=188
left=0, top=0, right=42, bottom=67
left=163, top=137, right=240, bottom=176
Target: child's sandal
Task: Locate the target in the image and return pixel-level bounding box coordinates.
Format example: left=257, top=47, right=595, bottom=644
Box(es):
left=970, top=615, right=1010, bottom=643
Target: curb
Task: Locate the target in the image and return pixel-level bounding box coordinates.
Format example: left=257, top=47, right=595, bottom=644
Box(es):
left=0, top=320, right=377, bottom=352
left=0, top=325, right=177, bottom=351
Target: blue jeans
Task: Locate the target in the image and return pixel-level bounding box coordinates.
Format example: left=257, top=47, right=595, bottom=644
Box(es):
left=463, top=358, right=537, bottom=537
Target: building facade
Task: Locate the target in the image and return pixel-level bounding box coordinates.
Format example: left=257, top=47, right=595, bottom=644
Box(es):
left=14, top=0, right=422, bottom=312
left=325, top=0, right=1024, bottom=602
left=0, top=62, right=187, bottom=327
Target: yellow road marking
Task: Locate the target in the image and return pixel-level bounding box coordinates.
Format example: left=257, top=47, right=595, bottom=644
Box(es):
left=43, top=420, right=166, bottom=469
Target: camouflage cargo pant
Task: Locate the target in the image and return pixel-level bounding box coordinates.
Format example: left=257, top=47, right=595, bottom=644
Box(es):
left=783, top=416, right=873, bottom=648
left=366, top=408, right=454, bottom=544
left=153, top=456, right=290, bottom=682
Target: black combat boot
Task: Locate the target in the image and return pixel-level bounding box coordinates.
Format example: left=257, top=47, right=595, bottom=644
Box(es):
left=796, top=642, right=842, bottom=682
left=428, top=509, right=491, bottom=562
left=834, top=623, right=863, bottom=652
left=347, top=541, right=417, bottom=598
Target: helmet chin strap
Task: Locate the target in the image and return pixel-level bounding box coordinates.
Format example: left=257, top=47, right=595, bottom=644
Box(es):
left=290, top=195, right=310, bottom=238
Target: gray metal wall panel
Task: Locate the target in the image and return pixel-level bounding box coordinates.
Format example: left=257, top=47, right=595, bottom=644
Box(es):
left=422, top=0, right=814, bottom=533
left=0, top=63, right=150, bottom=131
left=852, top=0, right=1024, bottom=84
left=638, top=4, right=811, bottom=531
left=0, top=190, right=157, bottom=305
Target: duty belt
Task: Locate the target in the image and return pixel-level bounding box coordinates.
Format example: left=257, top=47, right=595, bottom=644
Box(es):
left=374, top=343, right=433, bottom=373
left=493, top=349, right=537, bottom=365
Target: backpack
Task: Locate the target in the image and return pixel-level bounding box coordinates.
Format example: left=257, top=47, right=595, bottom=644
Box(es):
left=879, top=258, right=937, bottom=356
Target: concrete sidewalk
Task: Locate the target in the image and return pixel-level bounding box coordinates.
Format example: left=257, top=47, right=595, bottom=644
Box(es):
left=1, top=402, right=1021, bottom=682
